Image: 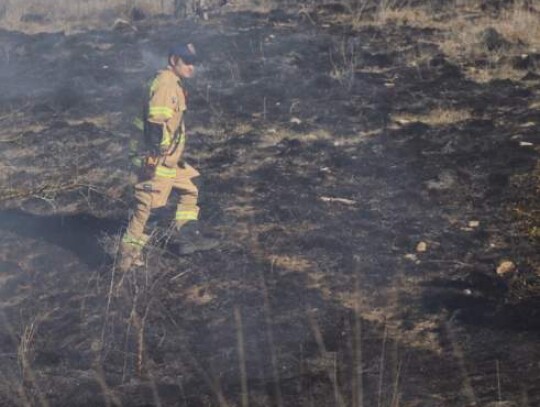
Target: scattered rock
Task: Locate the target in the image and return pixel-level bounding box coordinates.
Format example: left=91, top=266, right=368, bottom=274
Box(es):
left=468, top=220, right=480, bottom=228
left=416, top=241, right=428, bottom=253
left=404, top=253, right=419, bottom=263
left=426, top=171, right=457, bottom=191
left=112, top=18, right=137, bottom=32
left=478, top=27, right=509, bottom=51
left=320, top=196, right=356, bottom=206
left=496, top=260, right=516, bottom=276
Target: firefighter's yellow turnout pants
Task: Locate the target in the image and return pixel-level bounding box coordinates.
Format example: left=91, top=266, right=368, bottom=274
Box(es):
left=122, top=158, right=200, bottom=249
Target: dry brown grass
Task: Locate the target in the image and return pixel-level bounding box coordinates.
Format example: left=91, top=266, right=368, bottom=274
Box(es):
left=464, top=62, right=525, bottom=83
left=0, top=0, right=170, bottom=31
left=336, top=1, right=540, bottom=82
left=392, top=107, right=472, bottom=126
left=375, top=7, right=440, bottom=28
left=439, top=8, right=538, bottom=83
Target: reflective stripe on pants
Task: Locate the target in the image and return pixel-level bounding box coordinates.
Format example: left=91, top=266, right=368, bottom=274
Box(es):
left=125, top=162, right=200, bottom=243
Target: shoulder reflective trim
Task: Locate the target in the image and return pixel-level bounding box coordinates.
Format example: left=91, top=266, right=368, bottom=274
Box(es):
left=122, top=233, right=148, bottom=247
left=133, top=117, right=144, bottom=131
left=175, top=210, right=198, bottom=221
left=155, top=165, right=176, bottom=178
left=149, top=106, right=174, bottom=119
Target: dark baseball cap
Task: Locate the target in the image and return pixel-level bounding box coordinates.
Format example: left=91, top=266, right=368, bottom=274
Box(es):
left=168, top=43, right=198, bottom=65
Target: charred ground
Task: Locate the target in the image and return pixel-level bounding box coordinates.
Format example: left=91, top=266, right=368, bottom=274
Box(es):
left=0, top=4, right=539, bottom=407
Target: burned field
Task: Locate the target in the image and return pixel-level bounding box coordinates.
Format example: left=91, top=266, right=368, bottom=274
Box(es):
left=0, top=6, right=539, bottom=407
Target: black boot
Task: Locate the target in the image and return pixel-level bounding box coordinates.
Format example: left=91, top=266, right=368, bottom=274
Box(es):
left=174, top=222, right=219, bottom=255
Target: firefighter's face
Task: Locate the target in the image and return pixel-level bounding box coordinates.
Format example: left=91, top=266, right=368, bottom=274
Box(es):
left=171, top=57, right=195, bottom=78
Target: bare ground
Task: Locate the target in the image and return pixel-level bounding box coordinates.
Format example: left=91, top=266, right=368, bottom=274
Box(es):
left=0, top=7, right=539, bottom=407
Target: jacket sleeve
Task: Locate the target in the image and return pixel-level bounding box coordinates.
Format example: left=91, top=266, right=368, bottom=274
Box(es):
left=147, top=75, right=177, bottom=125
left=145, top=74, right=184, bottom=151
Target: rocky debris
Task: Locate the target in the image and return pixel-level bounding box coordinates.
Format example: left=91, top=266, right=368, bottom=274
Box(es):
left=496, top=260, right=517, bottom=276
left=320, top=196, right=356, bottom=206
left=469, top=220, right=480, bottom=228
left=426, top=171, right=457, bottom=191
left=290, top=116, right=302, bottom=124
left=112, top=18, right=137, bottom=32
left=404, top=253, right=420, bottom=263
left=416, top=241, right=428, bottom=253
left=478, top=27, right=510, bottom=51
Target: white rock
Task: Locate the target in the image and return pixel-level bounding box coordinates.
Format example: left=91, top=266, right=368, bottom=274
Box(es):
left=496, top=261, right=516, bottom=276
left=404, top=253, right=418, bottom=262
left=416, top=241, right=428, bottom=252
left=426, top=171, right=456, bottom=190
left=290, top=117, right=302, bottom=124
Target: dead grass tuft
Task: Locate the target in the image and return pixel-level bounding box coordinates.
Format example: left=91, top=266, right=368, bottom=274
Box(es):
left=0, top=0, right=170, bottom=31
left=392, top=107, right=472, bottom=126
left=436, top=3, right=540, bottom=83
left=464, top=63, right=525, bottom=83
left=491, top=5, right=540, bottom=48
left=335, top=1, right=540, bottom=83
left=375, top=7, right=440, bottom=28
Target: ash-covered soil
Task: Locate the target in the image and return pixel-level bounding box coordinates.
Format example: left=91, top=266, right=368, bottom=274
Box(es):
left=0, top=8, right=539, bottom=407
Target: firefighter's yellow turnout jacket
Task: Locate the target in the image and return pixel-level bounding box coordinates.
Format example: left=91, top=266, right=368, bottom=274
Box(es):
left=132, top=67, right=188, bottom=162
left=123, top=67, right=200, bottom=249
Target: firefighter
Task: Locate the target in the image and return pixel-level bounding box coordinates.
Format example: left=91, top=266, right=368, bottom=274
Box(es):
left=119, top=43, right=217, bottom=271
